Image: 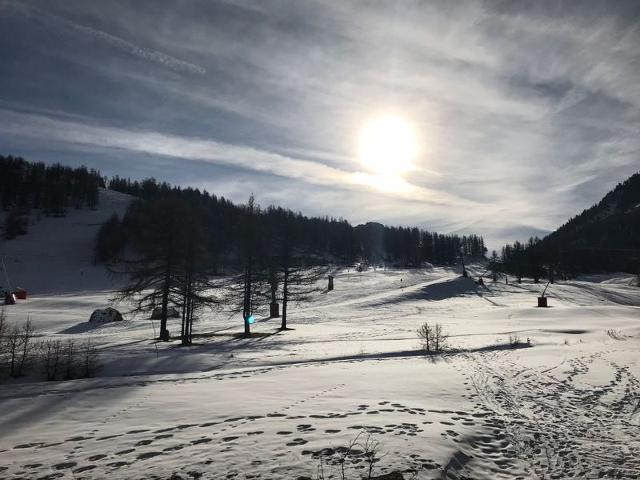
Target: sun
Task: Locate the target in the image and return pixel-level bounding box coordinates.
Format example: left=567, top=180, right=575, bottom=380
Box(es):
left=358, top=115, right=419, bottom=177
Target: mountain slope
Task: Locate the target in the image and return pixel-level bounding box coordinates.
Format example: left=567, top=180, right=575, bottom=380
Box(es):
left=538, top=171, right=640, bottom=272
left=0, top=188, right=132, bottom=294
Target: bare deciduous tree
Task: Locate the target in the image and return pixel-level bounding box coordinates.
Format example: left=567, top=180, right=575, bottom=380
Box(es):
left=6, top=323, right=21, bottom=376
left=362, top=435, right=384, bottom=480
left=41, top=338, right=63, bottom=381
left=17, top=318, right=35, bottom=376
left=417, top=322, right=449, bottom=353
left=63, top=339, right=77, bottom=380
left=81, top=338, right=100, bottom=378
left=0, top=308, right=6, bottom=340
left=417, top=322, right=432, bottom=352
left=0, top=308, right=6, bottom=367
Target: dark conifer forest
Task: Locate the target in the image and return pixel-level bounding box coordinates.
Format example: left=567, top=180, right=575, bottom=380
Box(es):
left=0, top=155, right=102, bottom=239
left=1, top=156, right=486, bottom=269
left=498, top=172, right=640, bottom=279
left=102, top=175, right=486, bottom=268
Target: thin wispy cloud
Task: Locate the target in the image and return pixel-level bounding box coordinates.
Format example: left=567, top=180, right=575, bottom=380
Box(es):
left=1, top=109, right=472, bottom=209
left=1, top=0, right=639, bottom=247
left=1, top=0, right=206, bottom=75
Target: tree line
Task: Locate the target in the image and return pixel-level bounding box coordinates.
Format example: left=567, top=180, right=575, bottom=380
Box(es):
left=493, top=171, right=640, bottom=281
left=0, top=155, right=102, bottom=239
left=355, top=222, right=486, bottom=266
left=104, top=176, right=485, bottom=268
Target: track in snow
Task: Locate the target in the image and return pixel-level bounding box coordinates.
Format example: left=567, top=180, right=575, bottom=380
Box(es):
left=462, top=348, right=640, bottom=479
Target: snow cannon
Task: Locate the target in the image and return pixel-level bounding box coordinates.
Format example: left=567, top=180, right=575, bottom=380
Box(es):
left=4, top=292, right=16, bottom=305
left=537, top=281, right=551, bottom=308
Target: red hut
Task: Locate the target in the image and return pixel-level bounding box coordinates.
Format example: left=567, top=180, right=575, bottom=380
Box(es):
left=14, top=288, right=27, bottom=300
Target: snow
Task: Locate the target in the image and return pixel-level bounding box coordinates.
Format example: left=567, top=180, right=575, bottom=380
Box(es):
left=0, top=188, right=131, bottom=295
left=1, top=208, right=639, bottom=478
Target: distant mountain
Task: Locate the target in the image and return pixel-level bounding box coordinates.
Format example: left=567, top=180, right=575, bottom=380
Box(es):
left=507, top=171, right=640, bottom=274
left=547, top=171, right=639, bottom=244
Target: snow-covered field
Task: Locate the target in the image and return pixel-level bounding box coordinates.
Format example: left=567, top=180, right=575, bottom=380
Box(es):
left=1, top=194, right=639, bottom=479
left=1, top=263, right=639, bottom=479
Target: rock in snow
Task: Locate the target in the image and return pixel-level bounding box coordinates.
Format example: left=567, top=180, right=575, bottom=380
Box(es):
left=89, top=307, right=123, bottom=323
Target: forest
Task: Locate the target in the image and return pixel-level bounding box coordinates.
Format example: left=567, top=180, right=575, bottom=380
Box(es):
left=0, top=155, right=102, bottom=239
left=495, top=172, right=640, bottom=279
left=101, top=177, right=487, bottom=342
left=103, top=175, right=486, bottom=269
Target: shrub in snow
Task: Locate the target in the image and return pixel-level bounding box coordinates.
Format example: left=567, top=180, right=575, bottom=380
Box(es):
left=61, top=338, right=100, bottom=380
left=417, top=322, right=449, bottom=353
left=0, top=308, right=5, bottom=343
left=309, top=433, right=389, bottom=480
left=89, top=307, right=123, bottom=323
left=41, top=339, right=64, bottom=381
left=80, top=338, right=100, bottom=378
left=3, top=318, right=36, bottom=377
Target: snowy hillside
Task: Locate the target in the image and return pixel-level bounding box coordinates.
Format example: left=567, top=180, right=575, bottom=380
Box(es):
left=0, top=188, right=132, bottom=295
left=1, top=266, right=639, bottom=479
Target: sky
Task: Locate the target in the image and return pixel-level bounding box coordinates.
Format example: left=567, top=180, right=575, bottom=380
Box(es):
left=1, top=0, right=639, bottom=249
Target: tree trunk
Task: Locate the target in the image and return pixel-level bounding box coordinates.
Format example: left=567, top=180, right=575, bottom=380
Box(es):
left=160, top=266, right=170, bottom=341
left=188, top=297, right=194, bottom=343
left=243, top=259, right=252, bottom=337
left=281, top=265, right=289, bottom=330
left=269, top=266, right=279, bottom=317
left=181, top=269, right=192, bottom=346
left=181, top=280, right=187, bottom=342
left=159, top=223, right=174, bottom=342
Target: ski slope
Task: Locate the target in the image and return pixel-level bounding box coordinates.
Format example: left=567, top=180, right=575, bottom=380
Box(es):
left=0, top=188, right=132, bottom=295
left=1, top=264, right=639, bottom=479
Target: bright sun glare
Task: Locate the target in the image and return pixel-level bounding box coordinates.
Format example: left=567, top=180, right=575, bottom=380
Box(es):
left=358, top=115, right=419, bottom=178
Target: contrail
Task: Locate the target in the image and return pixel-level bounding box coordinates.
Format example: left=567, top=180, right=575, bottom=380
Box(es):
left=1, top=0, right=206, bottom=75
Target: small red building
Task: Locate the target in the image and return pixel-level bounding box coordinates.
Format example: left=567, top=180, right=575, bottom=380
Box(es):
left=14, top=288, right=27, bottom=300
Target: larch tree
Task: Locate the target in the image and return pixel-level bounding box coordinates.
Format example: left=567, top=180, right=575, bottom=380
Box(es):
left=177, top=207, right=220, bottom=345
left=221, top=195, right=269, bottom=337
left=114, top=198, right=191, bottom=341
left=273, top=211, right=327, bottom=331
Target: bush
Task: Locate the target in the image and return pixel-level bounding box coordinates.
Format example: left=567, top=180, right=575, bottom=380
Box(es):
left=312, top=434, right=386, bottom=480
left=0, top=308, right=5, bottom=341
left=0, top=308, right=6, bottom=369
left=41, top=339, right=64, bottom=381
left=80, top=338, right=100, bottom=378
left=417, top=322, right=449, bottom=353
left=4, top=318, right=36, bottom=377
left=63, top=339, right=77, bottom=380
left=0, top=317, right=100, bottom=380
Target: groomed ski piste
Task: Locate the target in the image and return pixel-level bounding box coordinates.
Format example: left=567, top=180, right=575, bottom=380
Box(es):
left=1, top=191, right=639, bottom=479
